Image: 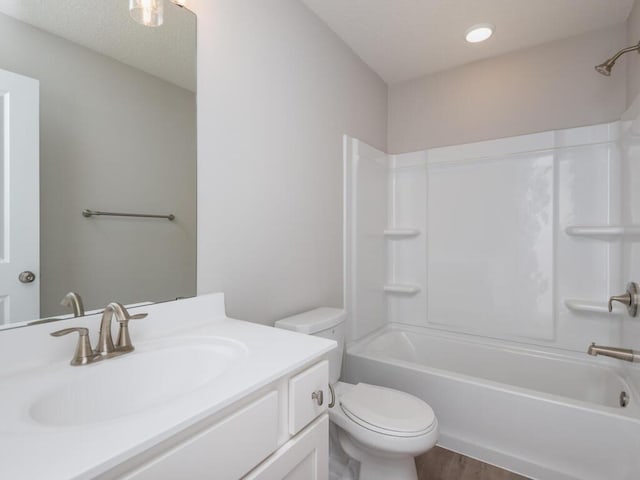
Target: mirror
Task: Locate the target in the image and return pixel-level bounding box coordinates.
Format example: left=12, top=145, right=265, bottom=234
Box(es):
left=0, top=0, right=197, bottom=329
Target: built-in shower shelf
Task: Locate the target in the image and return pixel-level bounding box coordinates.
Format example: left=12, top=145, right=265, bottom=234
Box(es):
left=384, top=228, right=420, bottom=238
left=564, top=298, right=619, bottom=314
left=384, top=284, right=421, bottom=295
left=565, top=225, right=640, bottom=239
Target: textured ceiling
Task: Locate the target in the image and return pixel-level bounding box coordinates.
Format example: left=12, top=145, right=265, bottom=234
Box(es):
left=0, top=0, right=196, bottom=91
left=301, top=0, right=635, bottom=84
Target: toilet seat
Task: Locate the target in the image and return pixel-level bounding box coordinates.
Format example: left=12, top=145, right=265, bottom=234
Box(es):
left=330, top=382, right=438, bottom=458
left=340, top=383, right=436, bottom=437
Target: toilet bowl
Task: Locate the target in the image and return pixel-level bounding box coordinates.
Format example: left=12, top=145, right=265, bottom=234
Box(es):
left=275, top=308, right=439, bottom=480
left=330, top=382, right=438, bottom=480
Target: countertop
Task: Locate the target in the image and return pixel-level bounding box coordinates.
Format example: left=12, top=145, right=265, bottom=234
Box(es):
left=0, top=294, right=336, bottom=479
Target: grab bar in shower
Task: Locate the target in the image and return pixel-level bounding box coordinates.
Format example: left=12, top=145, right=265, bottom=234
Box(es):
left=82, top=209, right=175, bottom=221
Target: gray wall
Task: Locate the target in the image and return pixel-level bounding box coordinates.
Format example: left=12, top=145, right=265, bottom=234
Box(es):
left=0, top=13, right=196, bottom=317
left=628, top=0, right=640, bottom=106
left=388, top=25, right=628, bottom=153
left=192, top=1, right=636, bottom=325
left=192, top=0, right=387, bottom=325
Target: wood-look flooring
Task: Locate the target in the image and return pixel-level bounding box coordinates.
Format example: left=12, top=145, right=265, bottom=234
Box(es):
left=416, top=447, right=530, bottom=480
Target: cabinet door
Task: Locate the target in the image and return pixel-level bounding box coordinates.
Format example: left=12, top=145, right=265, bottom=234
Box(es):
left=122, top=392, right=279, bottom=480
left=244, top=414, right=328, bottom=480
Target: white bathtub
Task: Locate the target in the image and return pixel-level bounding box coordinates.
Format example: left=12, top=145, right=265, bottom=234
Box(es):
left=343, top=325, right=640, bottom=480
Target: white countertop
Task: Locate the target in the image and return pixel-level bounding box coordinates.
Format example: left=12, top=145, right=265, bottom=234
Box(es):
left=0, top=294, right=336, bottom=479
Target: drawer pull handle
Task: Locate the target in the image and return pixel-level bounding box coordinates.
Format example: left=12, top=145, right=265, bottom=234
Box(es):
left=311, top=390, right=324, bottom=406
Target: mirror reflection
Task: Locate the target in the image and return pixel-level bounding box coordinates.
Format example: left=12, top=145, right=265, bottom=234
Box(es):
left=0, top=0, right=197, bottom=329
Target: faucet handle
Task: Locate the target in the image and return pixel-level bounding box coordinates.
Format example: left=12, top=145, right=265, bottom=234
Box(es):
left=608, top=282, right=639, bottom=317
left=51, top=327, right=100, bottom=366
left=115, top=311, right=148, bottom=352
left=51, top=326, right=88, bottom=337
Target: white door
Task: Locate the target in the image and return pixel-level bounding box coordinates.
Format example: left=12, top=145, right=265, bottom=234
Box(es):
left=0, top=68, right=39, bottom=325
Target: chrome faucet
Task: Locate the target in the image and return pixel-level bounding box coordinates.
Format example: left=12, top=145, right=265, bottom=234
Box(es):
left=588, top=343, right=638, bottom=363
left=60, top=291, right=85, bottom=317
left=95, top=302, right=148, bottom=356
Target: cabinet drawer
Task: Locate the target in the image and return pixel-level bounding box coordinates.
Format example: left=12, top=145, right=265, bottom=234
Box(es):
left=123, top=391, right=279, bottom=480
left=288, top=361, right=328, bottom=435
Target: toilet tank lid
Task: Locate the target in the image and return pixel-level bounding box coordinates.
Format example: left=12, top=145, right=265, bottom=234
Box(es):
left=274, top=307, right=346, bottom=334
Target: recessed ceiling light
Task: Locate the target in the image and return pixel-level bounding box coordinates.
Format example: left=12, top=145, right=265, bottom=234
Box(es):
left=465, top=24, right=495, bottom=43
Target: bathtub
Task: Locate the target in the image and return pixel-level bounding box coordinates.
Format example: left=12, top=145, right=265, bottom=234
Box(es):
left=342, top=325, right=640, bottom=480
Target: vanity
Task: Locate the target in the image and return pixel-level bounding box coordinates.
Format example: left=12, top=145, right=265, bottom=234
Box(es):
left=0, top=294, right=335, bottom=479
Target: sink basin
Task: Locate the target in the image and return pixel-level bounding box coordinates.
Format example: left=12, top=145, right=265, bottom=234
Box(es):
left=29, top=337, right=246, bottom=427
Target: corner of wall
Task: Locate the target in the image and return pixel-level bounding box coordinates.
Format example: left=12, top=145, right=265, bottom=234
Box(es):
left=627, top=0, right=640, bottom=107
left=191, top=0, right=388, bottom=324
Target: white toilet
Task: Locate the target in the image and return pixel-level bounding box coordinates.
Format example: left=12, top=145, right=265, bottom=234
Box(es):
left=275, top=308, right=438, bottom=480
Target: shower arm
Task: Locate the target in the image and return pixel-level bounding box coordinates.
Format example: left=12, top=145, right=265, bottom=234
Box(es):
left=596, top=41, right=640, bottom=75
left=607, top=41, right=640, bottom=65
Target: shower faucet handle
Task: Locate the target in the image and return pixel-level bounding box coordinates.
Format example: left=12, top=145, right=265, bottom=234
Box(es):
left=608, top=282, right=639, bottom=317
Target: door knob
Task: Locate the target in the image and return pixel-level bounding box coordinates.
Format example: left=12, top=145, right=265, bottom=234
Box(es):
left=608, top=282, right=639, bottom=317
left=18, top=271, right=36, bottom=284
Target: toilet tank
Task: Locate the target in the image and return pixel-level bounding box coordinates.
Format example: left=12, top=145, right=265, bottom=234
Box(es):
left=274, top=307, right=346, bottom=384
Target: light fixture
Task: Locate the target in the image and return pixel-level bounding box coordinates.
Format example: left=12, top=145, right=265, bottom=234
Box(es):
left=129, top=0, right=164, bottom=27
left=465, top=24, right=495, bottom=43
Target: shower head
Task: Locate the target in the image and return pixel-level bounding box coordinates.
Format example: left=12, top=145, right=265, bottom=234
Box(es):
left=595, top=59, right=615, bottom=76
left=595, top=41, right=640, bottom=76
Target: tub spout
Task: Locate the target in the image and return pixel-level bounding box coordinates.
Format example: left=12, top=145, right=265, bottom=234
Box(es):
left=588, top=343, right=637, bottom=362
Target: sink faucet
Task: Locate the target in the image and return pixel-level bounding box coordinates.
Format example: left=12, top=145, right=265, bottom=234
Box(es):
left=51, top=302, right=148, bottom=366
left=95, top=302, right=148, bottom=357
left=587, top=343, right=638, bottom=362
left=60, top=291, right=85, bottom=317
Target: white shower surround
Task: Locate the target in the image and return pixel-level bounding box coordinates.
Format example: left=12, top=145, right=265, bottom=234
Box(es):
left=345, top=121, right=627, bottom=350
left=343, top=113, right=640, bottom=478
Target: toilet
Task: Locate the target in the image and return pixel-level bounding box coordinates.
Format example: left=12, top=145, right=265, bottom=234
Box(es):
left=275, top=308, right=438, bottom=480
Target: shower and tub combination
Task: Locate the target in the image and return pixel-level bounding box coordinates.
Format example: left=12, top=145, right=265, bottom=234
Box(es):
left=341, top=104, right=640, bottom=478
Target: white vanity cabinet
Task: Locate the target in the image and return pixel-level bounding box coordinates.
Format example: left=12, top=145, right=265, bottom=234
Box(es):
left=115, top=360, right=330, bottom=480
left=0, top=294, right=336, bottom=480
left=244, top=360, right=330, bottom=480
